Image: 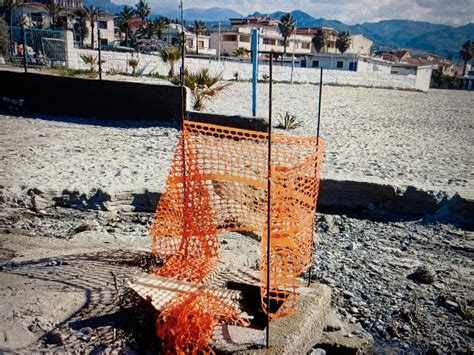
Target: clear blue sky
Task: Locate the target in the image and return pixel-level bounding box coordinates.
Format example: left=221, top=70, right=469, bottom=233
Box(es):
left=115, top=0, right=474, bottom=26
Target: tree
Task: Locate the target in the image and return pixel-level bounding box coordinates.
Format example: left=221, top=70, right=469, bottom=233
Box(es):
left=336, top=31, right=352, bottom=54
left=154, top=16, right=170, bottom=39
left=312, top=29, right=327, bottom=53
left=160, top=46, right=181, bottom=77
left=232, top=47, right=249, bottom=60
left=278, top=13, right=296, bottom=56
left=170, top=68, right=231, bottom=111
left=117, top=6, right=134, bottom=46
left=192, top=20, right=206, bottom=55
left=135, top=0, right=150, bottom=28
left=84, top=5, right=102, bottom=48
left=138, top=21, right=155, bottom=39
left=5, top=0, right=17, bottom=27
left=0, top=18, right=8, bottom=57
left=47, top=0, right=61, bottom=29
left=460, top=40, right=473, bottom=76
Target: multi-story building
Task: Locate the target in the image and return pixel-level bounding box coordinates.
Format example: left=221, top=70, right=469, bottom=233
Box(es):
left=296, top=27, right=373, bottom=55
left=0, top=0, right=115, bottom=48
left=210, top=17, right=313, bottom=57
left=209, top=18, right=373, bottom=57
left=162, top=23, right=216, bottom=55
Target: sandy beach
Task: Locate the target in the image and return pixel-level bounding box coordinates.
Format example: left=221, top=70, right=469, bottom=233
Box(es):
left=0, top=80, right=473, bottom=353
left=1, top=82, right=473, bottom=206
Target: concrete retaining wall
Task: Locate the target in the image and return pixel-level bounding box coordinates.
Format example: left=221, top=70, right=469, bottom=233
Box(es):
left=7, top=179, right=473, bottom=227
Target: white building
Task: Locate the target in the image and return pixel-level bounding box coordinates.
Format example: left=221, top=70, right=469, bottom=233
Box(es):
left=210, top=17, right=313, bottom=57
left=6, top=1, right=115, bottom=48
left=159, top=23, right=216, bottom=55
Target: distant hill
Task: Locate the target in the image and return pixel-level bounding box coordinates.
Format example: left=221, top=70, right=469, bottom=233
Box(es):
left=249, top=10, right=473, bottom=59
left=157, top=7, right=242, bottom=22
left=406, top=23, right=474, bottom=59
left=81, top=3, right=473, bottom=59
left=84, top=0, right=123, bottom=14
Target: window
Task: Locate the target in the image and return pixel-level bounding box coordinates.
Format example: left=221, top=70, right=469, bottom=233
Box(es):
left=99, top=20, right=107, bottom=29
left=187, top=39, right=194, bottom=47
left=31, top=13, right=43, bottom=23
left=100, top=38, right=108, bottom=45
left=198, top=40, right=204, bottom=49
left=223, top=34, right=237, bottom=42
left=312, top=60, right=319, bottom=68
left=239, top=35, right=250, bottom=43
left=301, top=43, right=310, bottom=49
left=337, top=61, right=344, bottom=68
left=263, top=38, right=276, bottom=45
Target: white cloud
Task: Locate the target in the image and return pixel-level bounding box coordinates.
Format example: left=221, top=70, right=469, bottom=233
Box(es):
left=111, top=0, right=474, bottom=26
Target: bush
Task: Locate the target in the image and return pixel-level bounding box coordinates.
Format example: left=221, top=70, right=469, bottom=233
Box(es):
left=276, top=112, right=302, bottom=130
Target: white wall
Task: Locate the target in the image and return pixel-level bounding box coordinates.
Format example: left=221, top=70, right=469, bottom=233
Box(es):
left=64, top=33, right=429, bottom=91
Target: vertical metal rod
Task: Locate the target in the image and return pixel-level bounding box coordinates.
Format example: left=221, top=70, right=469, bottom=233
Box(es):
left=251, top=28, right=258, bottom=117
left=21, top=25, right=27, bottom=73
left=179, top=0, right=187, bottom=253
left=97, top=28, right=102, bottom=80
left=180, top=0, right=186, bottom=120
left=316, top=68, right=323, bottom=145
left=309, top=67, right=324, bottom=287
left=265, top=51, right=273, bottom=349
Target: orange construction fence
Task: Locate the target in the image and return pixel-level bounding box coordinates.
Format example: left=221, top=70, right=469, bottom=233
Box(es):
left=151, top=120, right=324, bottom=352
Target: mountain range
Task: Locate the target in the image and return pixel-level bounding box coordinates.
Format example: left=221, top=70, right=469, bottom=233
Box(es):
left=84, top=1, right=473, bottom=59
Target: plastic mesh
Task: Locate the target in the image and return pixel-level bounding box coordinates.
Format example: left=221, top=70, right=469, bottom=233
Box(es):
left=157, top=290, right=249, bottom=354
left=151, top=120, right=324, bottom=349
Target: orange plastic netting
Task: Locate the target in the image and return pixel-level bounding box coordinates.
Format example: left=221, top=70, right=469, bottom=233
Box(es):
left=151, top=120, right=324, bottom=351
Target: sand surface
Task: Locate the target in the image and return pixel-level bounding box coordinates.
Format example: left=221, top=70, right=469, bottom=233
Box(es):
left=1, top=83, right=472, bottom=202
left=206, top=82, right=474, bottom=197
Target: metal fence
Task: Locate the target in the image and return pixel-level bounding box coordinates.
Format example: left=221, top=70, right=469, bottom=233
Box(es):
left=0, top=26, right=67, bottom=69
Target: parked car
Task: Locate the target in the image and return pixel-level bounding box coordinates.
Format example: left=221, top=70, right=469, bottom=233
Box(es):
left=102, top=41, right=135, bottom=53
left=134, top=39, right=167, bottom=54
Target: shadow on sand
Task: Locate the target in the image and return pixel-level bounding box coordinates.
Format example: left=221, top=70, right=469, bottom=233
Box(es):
left=1, top=249, right=163, bottom=353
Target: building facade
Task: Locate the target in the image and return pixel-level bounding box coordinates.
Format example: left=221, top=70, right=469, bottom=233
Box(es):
left=1, top=0, right=115, bottom=47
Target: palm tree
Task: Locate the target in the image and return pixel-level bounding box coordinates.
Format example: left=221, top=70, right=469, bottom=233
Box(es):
left=135, top=0, right=150, bottom=28
left=117, top=6, right=134, bottom=46
left=192, top=20, right=206, bottom=55
left=460, top=40, right=473, bottom=76
left=47, top=0, right=61, bottom=29
left=154, top=16, right=170, bottom=40
left=138, top=21, right=155, bottom=39
left=278, top=13, right=296, bottom=56
left=5, top=0, right=17, bottom=27
left=312, top=28, right=327, bottom=53
left=336, top=31, right=352, bottom=54
left=84, top=5, right=102, bottom=49
left=170, top=68, right=231, bottom=111
left=232, top=47, right=249, bottom=60
left=160, top=46, right=181, bottom=77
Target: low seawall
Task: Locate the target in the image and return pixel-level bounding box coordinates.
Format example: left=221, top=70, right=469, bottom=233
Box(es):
left=3, top=180, right=472, bottom=228
left=0, top=71, right=185, bottom=120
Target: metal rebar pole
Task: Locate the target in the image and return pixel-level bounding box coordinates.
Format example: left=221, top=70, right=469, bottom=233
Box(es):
left=317, top=67, right=323, bottom=145
left=309, top=67, right=324, bottom=287
left=265, top=51, right=273, bottom=349
left=97, top=29, right=102, bottom=80
left=179, top=0, right=188, bottom=253
left=21, top=25, right=27, bottom=73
